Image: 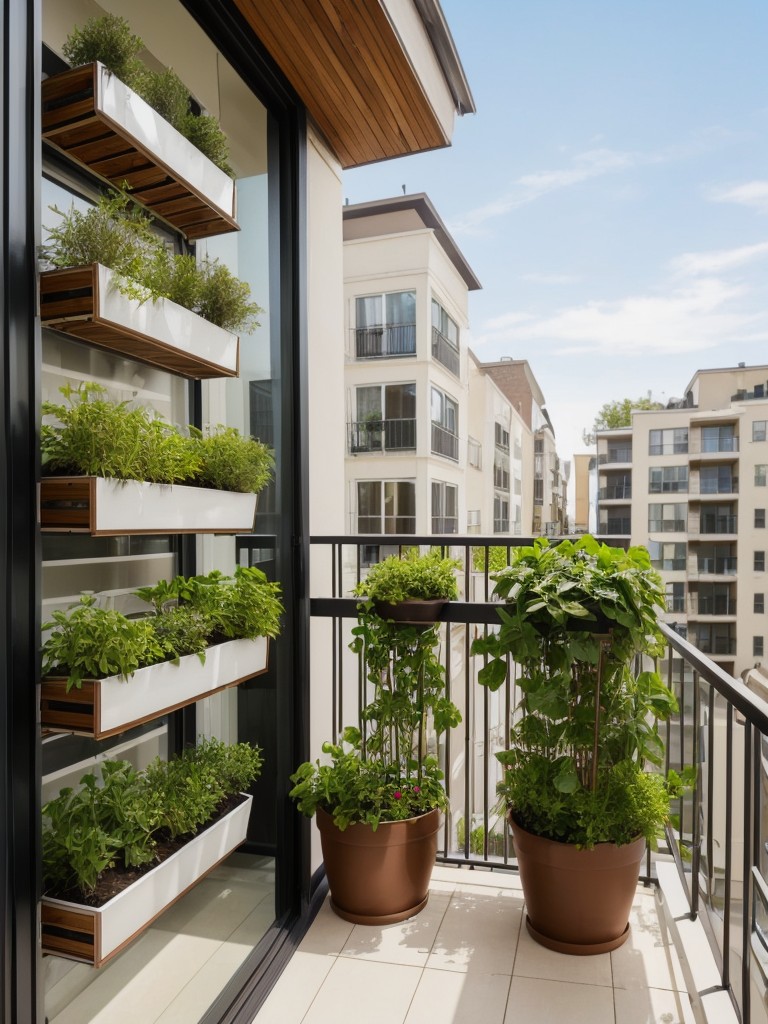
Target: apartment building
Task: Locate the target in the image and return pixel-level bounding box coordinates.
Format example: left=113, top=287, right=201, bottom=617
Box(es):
left=595, top=364, right=768, bottom=677
left=342, top=199, right=568, bottom=539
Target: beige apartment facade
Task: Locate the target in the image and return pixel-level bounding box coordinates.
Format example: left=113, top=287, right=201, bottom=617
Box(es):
left=595, top=364, right=768, bottom=677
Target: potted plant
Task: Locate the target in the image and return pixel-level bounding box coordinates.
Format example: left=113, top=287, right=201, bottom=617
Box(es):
left=39, top=192, right=261, bottom=379
left=40, top=382, right=272, bottom=535
left=42, top=14, right=238, bottom=239
left=290, top=550, right=461, bottom=923
left=41, top=738, right=262, bottom=965
left=473, top=536, right=690, bottom=954
left=353, top=547, right=461, bottom=624
left=41, top=567, right=283, bottom=738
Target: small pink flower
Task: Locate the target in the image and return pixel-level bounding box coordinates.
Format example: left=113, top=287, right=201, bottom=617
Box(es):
left=394, top=790, right=402, bottom=800
left=413, top=786, right=421, bottom=794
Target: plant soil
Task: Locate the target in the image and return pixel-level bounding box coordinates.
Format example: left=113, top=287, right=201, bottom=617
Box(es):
left=46, top=793, right=246, bottom=907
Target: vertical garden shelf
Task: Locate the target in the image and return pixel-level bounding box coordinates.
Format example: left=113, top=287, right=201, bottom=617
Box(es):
left=42, top=62, right=239, bottom=240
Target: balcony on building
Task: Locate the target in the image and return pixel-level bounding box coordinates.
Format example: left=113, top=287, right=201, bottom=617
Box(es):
left=348, top=417, right=417, bottom=453
left=687, top=505, right=737, bottom=539
left=354, top=322, right=417, bottom=358
left=688, top=466, right=738, bottom=499
left=598, top=512, right=631, bottom=535
left=687, top=582, right=737, bottom=620
left=688, top=422, right=739, bottom=462
left=431, top=422, right=459, bottom=460
left=598, top=478, right=632, bottom=503
left=687, top=544, right=737, bottom=579
left=597, top=445, right=633, bottom=467
left=689, top=624, right=737, bottom=658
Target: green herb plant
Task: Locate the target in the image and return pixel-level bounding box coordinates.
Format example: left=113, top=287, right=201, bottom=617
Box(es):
left=41, top=192, right=262, bottom=334
left=42, top=738, right=262, bottom=902
left=290, top=578, right=462, bottom=831
left=42, top=382, right=273, bottom=495
left=472, top=536, right=693, bottom=848
left=43, top=566, right=283, bottom=691
left=61, top=14, right=233, bottom=174
left=353, top=548, right=461, bottom=605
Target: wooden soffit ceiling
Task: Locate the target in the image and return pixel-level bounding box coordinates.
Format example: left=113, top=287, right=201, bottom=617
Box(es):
left=234, top=0, right=449, bottom=168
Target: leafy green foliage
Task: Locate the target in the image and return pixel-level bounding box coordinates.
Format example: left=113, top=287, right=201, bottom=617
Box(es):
left=582, top=396, right=663, bottom=445
left=472, top=536, right=689, bottom=848
left=61, top=16, right=233, bottom=174
left=42, top=193, right=262, bottom=332
left=290, top=603, right=461, bottom=830
left=42, top=382, right=273, bottom=494
left=353, top=548, right=461, bottom=603
left=42, top=569, right=283, bottom=691
left=42, top=739, right=262, bottom=901
left=62, top=13, right=144, bottom=85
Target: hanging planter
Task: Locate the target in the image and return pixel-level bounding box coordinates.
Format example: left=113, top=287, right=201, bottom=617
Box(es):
left=41, top=636, right=268, bottom=739
left=42, top=62, right=238, bottom=240
left=40, top=476, right=257, bottom=536
left=39, top=263, right=239, bottom=380
left=41, top=792, right=253, bottom=966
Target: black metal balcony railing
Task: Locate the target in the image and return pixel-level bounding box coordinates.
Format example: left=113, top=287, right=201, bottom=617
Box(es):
left=431, top=423, right=459, bottom=461
left=600, top=517, right=631, bottom=534
left=598, top=448, right=633, bottom=464
left=692, top=596, right=737, bottom=616
left=692, top=634, right=737, bottom=656
left=694, top=515, right=738, bottom=534
left=431, top=327, right=460, bottom=377
left=347, top=418, right=416, bottom=454
left=696, top=557, right=737, bottom=575
left=598, top=484, right=632, bottom=500
left=355, top=323, right=416, bottom=358
left=300, top=533, right=768, bottom=1024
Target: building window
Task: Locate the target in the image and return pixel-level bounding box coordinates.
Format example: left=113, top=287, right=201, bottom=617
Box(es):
left=665, top=582, right=685, bottom=613
left=431, top=299, right=460, bottom=375
left=355, top=291, right=416, bottom=358
left=649, top=427, right=688, bottom=455
left=756, top=551, right=766, bottom=572
left=533, top=478, right=544, bottom=506
left=757, top=509, right=767, bottom=529
left=351, top=384, right=416, bottom=452
left=357, top=480, right=416, bottom=534
left=467, top=437, right=482, bottom=468
left=494, top=493, right=510, bottom=533
left=754, top=637, right=764, bottom=658
left=494, top=450, right=510, bottom=490
left=754, top=420, right=767, bottom=442
left=649, top=502, right=687, bottom=532
left=430, top=387, right=459, bottom=460
left=649, top=466, right=688, bottom=493
left=431, top=481, right=458, bottom=534
left=699, top=465, right=736, bottom=494
left=757, top=465, right=768, bottom=487
left=494, top=422, right=510, bottom=451
left=648, top=541, right=687, bottom=571
left=701, top=424, right=737, bottom=453
left=755, top=593, right=765, bottom=614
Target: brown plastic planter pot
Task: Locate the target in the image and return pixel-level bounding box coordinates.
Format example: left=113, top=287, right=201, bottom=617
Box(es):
left=372, top=599, right=447, bottom=626
left=510, top=815, right=646, bottom=955
left=316, top=806, right=440, bottom=925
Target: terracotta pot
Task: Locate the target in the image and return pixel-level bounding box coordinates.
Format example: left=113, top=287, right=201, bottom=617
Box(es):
left=372, top=598, right=447, bottom=625
left=510, top=816, right=645, bottom=955
left=316, top=806, right=440, bottom=924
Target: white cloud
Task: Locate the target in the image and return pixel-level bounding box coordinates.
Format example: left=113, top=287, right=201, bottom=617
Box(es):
left=475, top=278, right=768, bottom=357
left=670, top=241, right=768, bottom=277
left=710, top=180, right=768, bottom=213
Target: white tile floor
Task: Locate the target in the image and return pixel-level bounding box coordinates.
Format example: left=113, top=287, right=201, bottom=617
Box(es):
left=254, top=865, right=696, bottom=1024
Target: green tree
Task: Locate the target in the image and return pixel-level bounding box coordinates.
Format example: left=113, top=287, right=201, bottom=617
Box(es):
left=582, top=396, right=662, bottom=445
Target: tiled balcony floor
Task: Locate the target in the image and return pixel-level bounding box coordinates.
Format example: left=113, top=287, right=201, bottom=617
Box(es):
left=253, top=864, right=695, bottom=1024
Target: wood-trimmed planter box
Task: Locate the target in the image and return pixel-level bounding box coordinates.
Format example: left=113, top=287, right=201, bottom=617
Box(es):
left=41, top=636, right=269, bottom=739
left=40, top=264, right=240, bottom=380
left=42, top=62, right=238, bottom=240
left=41, top=793, right=253, bottom=966
left=40, top=476, right=257, bottom=536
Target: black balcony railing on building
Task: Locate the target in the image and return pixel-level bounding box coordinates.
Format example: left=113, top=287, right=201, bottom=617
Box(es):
left=691, top=596, right=737, bottom=616
left=600, top=517, right=631, bottom=534
left=348, top=418, right=416, bottom=453
left=431, top=423, right=459, bottom=460
left=598, top=447, right=633, bottom=464
left=692, top=634, right=737, bottom=656
left=298, top=533, right=768, bottom=1024
left=695, top=515, right=738, bottom=534
left=431, top=327, right=460, bottom=376
left=599, top=484, right=632, bottom=500
left=355, top=324, right=416, bottom=358
left=697, top=557, right=738, bottom=575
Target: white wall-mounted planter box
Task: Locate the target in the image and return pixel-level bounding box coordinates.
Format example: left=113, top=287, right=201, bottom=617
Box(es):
left=40, top=264, right=240, bottom=380
left=41, top=636, right=269, bottom=739
left=42, top=62, right=238, bottom=240
left=40, top=476, right=257, bottom=536
left=41, top=793, right=253, bottom=966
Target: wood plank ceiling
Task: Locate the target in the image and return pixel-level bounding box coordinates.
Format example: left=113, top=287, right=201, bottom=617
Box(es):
left=234, top=0, right=449, bottom=167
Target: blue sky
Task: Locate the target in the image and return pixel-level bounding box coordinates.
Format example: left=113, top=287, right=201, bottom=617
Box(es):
left=343, top=0, right=768, bottom=466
